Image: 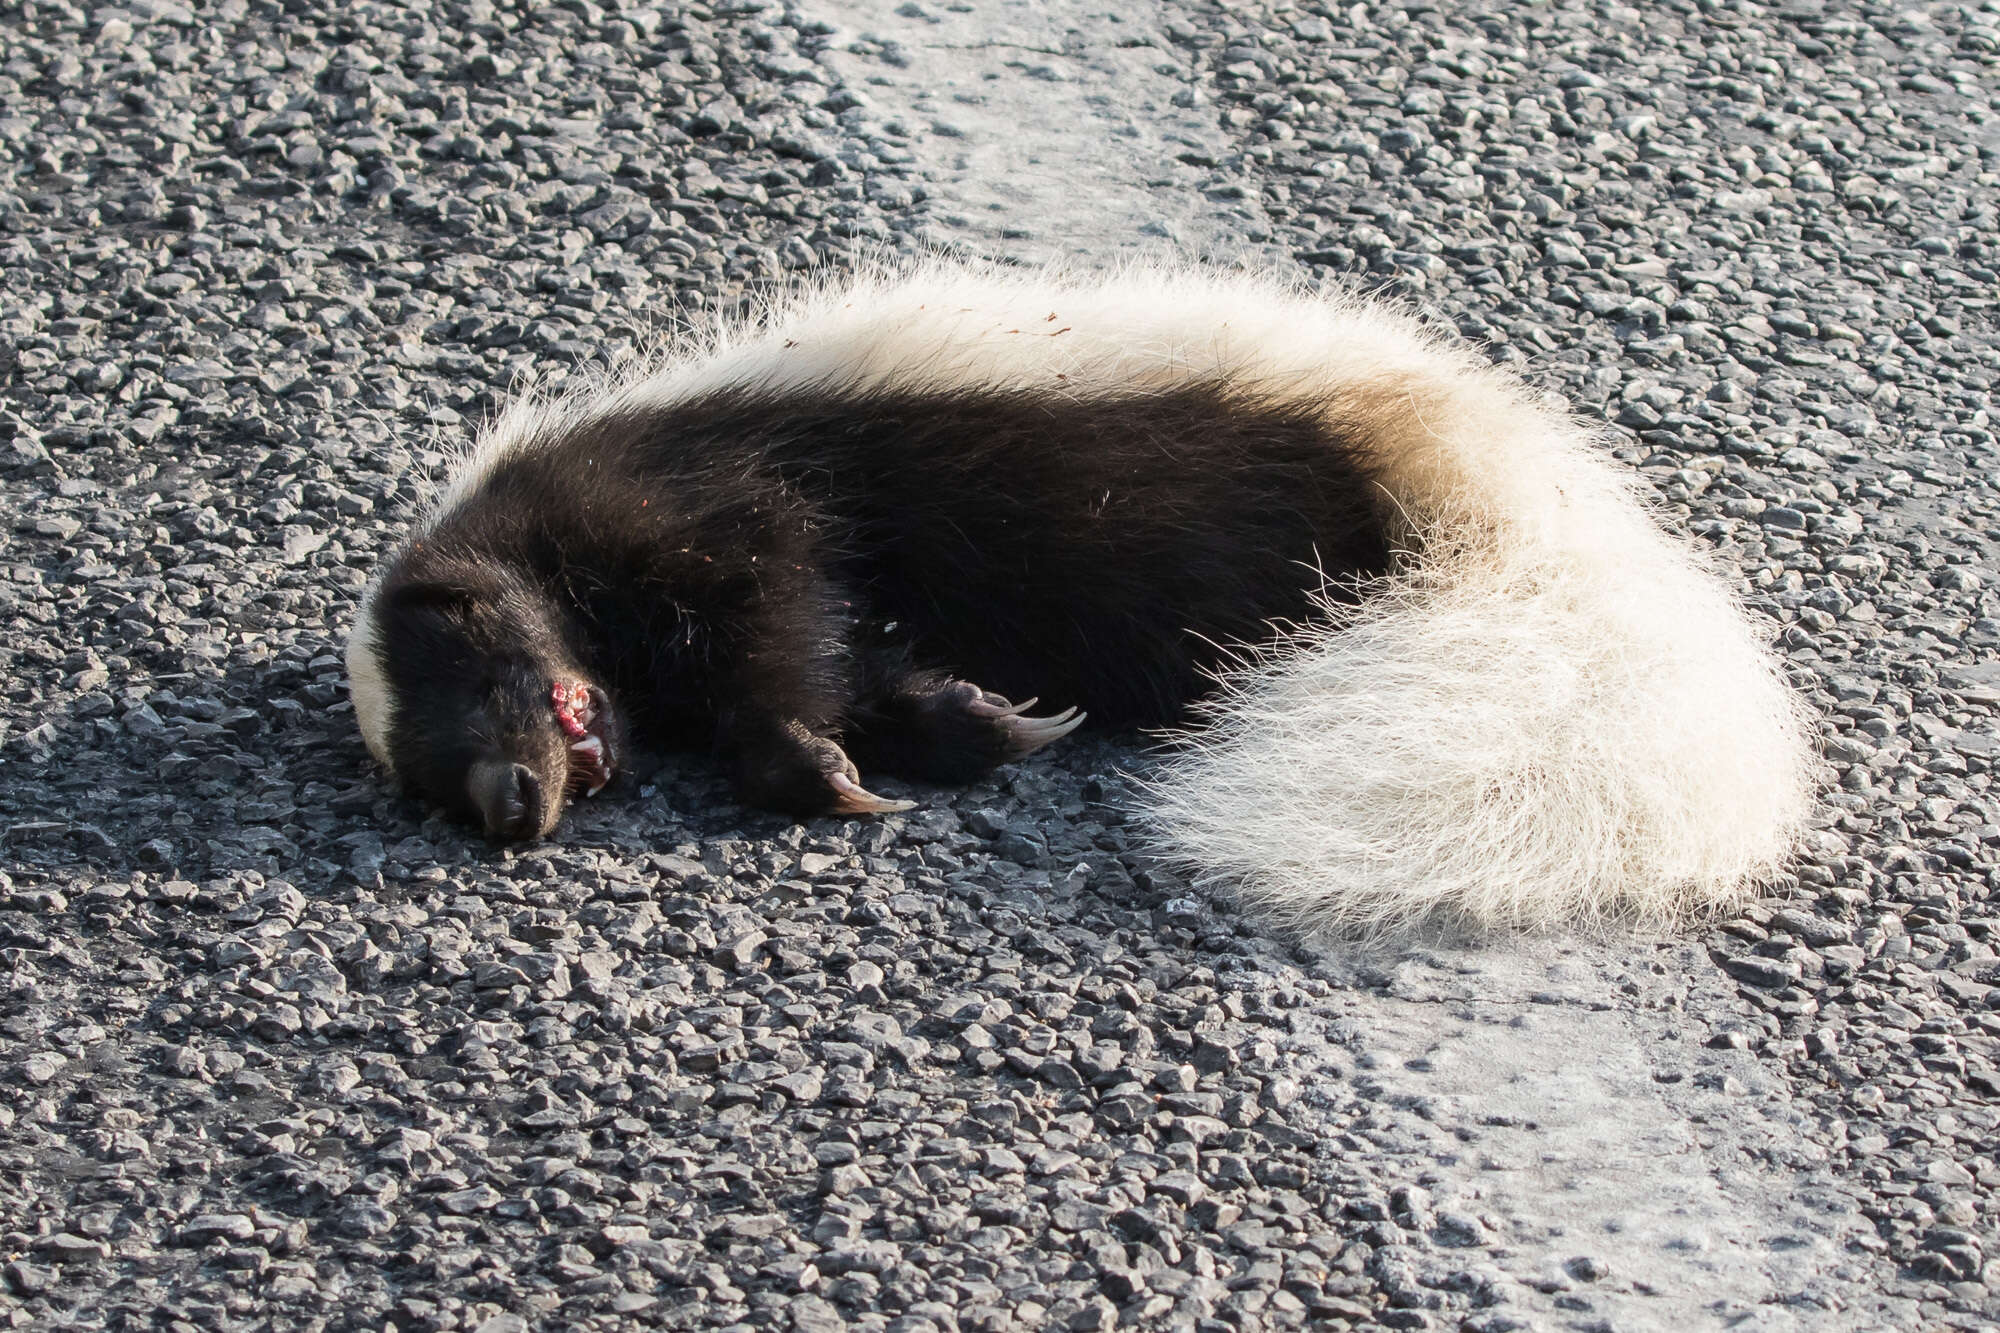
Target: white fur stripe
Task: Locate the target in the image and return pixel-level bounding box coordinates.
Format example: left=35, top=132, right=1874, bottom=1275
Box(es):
left=346, top=579, right=395, bottom=773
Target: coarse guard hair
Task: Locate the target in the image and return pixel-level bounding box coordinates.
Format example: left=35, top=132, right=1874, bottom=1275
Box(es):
left=355, top=260, right=1821, bottom=936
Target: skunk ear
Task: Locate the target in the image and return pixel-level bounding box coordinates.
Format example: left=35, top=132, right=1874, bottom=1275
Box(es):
left=374, top=579, right=496, bottom=666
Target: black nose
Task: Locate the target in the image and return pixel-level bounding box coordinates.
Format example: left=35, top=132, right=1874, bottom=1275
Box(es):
left=470, top=760, right=544, bottom=840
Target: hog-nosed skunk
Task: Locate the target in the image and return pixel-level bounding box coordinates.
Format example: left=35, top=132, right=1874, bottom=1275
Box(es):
left=346, top=262, right=1820, bottom=936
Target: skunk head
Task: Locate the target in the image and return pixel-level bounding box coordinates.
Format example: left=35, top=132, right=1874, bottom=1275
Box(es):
left=348, top=558, right=622, bottom=840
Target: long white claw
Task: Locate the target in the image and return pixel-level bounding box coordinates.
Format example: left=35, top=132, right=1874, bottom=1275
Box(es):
left=968, top=694, right=1040, bottom=719
left=827, top=771, right=918, bottom=815
left=999, top=707, right=1087, bottom=758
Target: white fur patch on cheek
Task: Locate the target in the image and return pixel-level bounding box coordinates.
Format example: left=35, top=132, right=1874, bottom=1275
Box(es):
left=346, top=589, right=396, bottom=773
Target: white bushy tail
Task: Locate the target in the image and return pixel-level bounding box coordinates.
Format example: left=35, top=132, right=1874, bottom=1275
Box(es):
left=1145, top=511, right=1819, bottom=935
left=1138, top=304, right=1821, bottom=935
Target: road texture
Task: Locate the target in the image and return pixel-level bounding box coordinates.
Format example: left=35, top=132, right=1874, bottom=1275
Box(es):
left=1, top=1, right=1997, bottom=1331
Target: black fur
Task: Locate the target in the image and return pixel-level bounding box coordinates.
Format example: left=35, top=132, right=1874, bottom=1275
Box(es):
left=369, top=382, right=1390, bottom=836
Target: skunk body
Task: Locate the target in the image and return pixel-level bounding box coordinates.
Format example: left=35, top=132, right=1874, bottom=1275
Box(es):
left=349, top=264, right=1818, bottom=934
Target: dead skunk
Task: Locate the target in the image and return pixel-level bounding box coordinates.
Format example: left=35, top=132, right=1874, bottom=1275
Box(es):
left=347, top=263, right=1820, bottom=935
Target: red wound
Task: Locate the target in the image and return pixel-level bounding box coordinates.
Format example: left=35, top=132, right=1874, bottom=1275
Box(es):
left=551, top=681, right=593, bottom=738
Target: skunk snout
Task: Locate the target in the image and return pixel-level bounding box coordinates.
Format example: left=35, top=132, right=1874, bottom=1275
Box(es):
left=469, top=757, right=550, bottom=841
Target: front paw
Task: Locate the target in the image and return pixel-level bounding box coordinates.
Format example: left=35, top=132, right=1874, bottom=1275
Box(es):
left=952, top=684, right=1088, bottom=762
left=731, top=722, right=915, bottom=817
left=860, top=680, right=1087, bottom=784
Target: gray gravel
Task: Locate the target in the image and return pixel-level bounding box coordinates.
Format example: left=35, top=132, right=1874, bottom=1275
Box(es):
left=2, top=1, right=1998, bottom=1331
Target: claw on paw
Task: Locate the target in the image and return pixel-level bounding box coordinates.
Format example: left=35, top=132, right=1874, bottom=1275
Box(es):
left=967, top=693, right=1040, bottom=719
left=997, top=705, right=1087, bottom=759
left=827, top=771, right=918, bottom=815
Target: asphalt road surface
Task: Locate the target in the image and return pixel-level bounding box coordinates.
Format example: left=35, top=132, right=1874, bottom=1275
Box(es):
left=1, top=2, right=1997, bottom=1331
